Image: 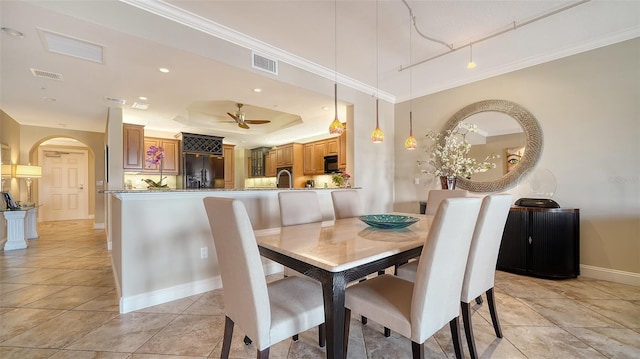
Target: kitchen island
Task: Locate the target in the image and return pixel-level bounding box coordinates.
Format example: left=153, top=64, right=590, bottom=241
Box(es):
left=103, top=188, right=359, bottom=313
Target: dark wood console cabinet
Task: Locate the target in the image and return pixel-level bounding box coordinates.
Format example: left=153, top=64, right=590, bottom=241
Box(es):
left=497, top=206, right=580, bottom=279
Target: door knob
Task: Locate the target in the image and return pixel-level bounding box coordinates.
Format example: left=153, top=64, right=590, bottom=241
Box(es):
left=79, top=184, right=84, bottom=190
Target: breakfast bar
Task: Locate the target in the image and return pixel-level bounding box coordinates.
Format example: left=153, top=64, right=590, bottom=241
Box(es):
left=103, top=188, right=360, bottom=313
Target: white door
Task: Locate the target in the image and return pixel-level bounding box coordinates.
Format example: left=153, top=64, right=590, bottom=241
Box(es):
left=39, top=149, right=89, bottom=221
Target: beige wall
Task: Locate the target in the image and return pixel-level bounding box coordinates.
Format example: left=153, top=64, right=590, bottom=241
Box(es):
left=1, top=112, right=21, bottom=197
left=394, top=38, right=640, bottom=274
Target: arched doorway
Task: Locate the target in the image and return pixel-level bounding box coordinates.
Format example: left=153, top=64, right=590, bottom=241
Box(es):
left=35, top=137, right=93, bottom=221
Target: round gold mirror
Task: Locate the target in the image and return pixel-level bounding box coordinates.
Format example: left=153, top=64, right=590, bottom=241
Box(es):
left=441, top=99, right=543, bottom=192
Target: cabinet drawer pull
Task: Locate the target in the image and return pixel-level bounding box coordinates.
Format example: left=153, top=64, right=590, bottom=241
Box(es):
left=528, top=236, right=532, bottom=244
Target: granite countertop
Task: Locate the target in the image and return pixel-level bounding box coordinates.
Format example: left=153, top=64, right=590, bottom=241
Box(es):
left=101, top=187, right=360, bottom=194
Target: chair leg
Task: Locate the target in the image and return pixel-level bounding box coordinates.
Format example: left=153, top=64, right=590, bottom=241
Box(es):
left=411, top=341, right=425, bottom=359
left=384, top=327, right=391, bottom=337
left=244, top=336, right=252, bottom=345
left=461, top=302, right=478, bottom=359
left=222, top=316, right=234, bottom=359
left=292, top=334, right=299, bottom=341
left=475, top=295, right=483, bottom=305
left=344, top=308, right=352, bottom=358
left=449, top=316, right=464, bottom=359
left=486, top=287, right=503, bottom=338
left=358, top=278, right=368, bottom=325
left=257, top=347, right=269, bottom=359
left=318, top=323, right=326, bottom=347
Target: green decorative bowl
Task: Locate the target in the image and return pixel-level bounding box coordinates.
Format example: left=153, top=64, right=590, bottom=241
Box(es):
left=358, top=214, right=420, bottom=229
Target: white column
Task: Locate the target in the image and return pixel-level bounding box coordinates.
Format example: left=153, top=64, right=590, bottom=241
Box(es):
left=2, top=210, right=28, bottom=250
left=25, top=207, right=38, bottom=239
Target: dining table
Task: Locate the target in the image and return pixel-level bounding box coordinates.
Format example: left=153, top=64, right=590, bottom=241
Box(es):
left=255, top=213, right=433, bottom=359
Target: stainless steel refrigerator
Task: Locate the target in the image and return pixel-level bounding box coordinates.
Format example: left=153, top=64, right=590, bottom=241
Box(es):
left=183, top=153, right=225, bottom=189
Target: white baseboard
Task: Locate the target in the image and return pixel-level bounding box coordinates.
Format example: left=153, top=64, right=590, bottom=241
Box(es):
left=119, top=276, right=223, bottom=314
left=580, top=264, right=640, bottom=287
left=93, top=222, right=105, bottom=230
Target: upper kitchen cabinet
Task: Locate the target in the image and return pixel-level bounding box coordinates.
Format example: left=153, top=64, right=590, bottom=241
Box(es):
left=123, top=123, right=144, bottom=170
left=276, top=143, right=302, bottom=167
left=338, top=126, right=346, bottom=170
left=143, top=137, right=180, bottom=174
left=265, top=150, right=277, bottom=177
left=302, top=130, right=345, bottom=175
left=223, top=144, right=235, bottom=189
left=250, top=147, right=271, bottom=177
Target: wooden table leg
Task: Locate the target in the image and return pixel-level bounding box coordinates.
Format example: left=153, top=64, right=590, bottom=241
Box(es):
left=320, top=272, right=347, bottom=359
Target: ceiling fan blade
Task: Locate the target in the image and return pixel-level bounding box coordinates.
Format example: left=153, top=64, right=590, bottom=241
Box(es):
left=238, top=122, right=250, bottom=129
left=244, top=120, right=271, bottom=125
left=227, top=112, right=239, bottom=121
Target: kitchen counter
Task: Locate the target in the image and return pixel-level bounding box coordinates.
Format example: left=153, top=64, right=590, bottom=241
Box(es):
left=104, top=187, right=360, bottom=313
left=102, top=187, right=359, bottom=193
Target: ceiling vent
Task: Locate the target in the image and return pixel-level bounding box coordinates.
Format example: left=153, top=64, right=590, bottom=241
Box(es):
left=104, top=96, right=126, bottom=105
left=30, top=68, right=63, bottom=81
left=131, top=102, right=149, bottom=110
left=39, top=29, right=104, bottom=63
left=252, top=52, right=278, bottom=75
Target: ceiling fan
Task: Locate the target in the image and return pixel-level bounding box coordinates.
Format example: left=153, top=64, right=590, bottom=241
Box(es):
left=226, top=103, right=271, bottom=129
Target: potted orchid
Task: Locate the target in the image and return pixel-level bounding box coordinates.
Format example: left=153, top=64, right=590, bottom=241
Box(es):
left=142, top=145, right=169, bottom=189
left=419, top=123, right=498, bottom=189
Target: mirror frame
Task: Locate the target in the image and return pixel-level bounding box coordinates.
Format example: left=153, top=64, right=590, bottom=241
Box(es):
left=442, top=99, right=543, bottom=192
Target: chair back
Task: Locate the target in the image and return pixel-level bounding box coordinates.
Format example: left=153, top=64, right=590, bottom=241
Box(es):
left=331, top=190, right=364, bottom=219
left=203, top=197, right=271, bottom=348
left=425, top=189, right=468, bottom=215
left=461, top=194, right=513, bottom=303
left=411, top=197, right=481, bottom=343
left=278, top=191, right=322, bottom=226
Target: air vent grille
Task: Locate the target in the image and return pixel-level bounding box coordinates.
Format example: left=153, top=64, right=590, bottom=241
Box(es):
left=104, top=97, right=126, bottom=105
left=131, top=102, right=149, bottom=110
left=30, top=68, right=63, bottom=81
left=252, top=52, right=278, bottom=75
left=181, top=133, right=224, bottom=155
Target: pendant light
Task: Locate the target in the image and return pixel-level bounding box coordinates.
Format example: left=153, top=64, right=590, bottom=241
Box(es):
left=370, top=0, right=384, bottom=143
left=404, top=10, right=417, bottom=150
left=328, top=0, right=344, bottom=135
left=467, top=43, right=477, bottom=69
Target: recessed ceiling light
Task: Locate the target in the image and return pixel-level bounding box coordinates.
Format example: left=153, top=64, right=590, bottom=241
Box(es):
left=43, top=97, right=57, bottom=102
left=158, top=67, right=169, bottom=73
left=322, top=106, right=329, bottom=110
left=132, top=102, right=149, bottom=110
left=2, top=27, right=24, bottom=38
left=139, top=96, right=148, bottom=101
left=253, top=88, right=262, bottom=93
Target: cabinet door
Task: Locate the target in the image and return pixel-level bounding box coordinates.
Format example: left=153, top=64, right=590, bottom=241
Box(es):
left=496, top=210, right=528, bottom=275
left=143, top=138, right=160, bottom=171
left=223, top=145, right=235, bottom=188
left=266, top=150, right=277, bottom=176
left=277, top=145, right=293, bottom=167
left=325, top=138, right=338, bottom=155
left=303, top=144, right=314, bottom=175
left=338, top=127, right=347, bottom=169
left=314, top=142, right=326, bottom=174
left=160, top=139, right=180, bottom=174
left=123, top=124, right=144, bottom=169
left=529, top=211, right=579, bottom=278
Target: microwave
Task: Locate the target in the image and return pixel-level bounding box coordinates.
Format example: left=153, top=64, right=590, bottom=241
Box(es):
left=324, top=155, right=339, bottom=174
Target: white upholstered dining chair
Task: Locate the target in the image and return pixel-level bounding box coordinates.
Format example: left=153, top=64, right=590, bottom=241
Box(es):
left=344, top=197, right=482, bottom=359
left=397, top=194, right=513, bottom=359
left=331, top=190, right=364, bottom=219
left=424, top=189, right=468, bottom=215
left=203, top=197, right=325, bottom=359
left=278, top=191, right=323, bottom=226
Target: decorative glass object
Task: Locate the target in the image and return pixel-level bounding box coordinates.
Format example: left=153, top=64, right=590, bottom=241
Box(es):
left=358, top=214, right=420, bottom=229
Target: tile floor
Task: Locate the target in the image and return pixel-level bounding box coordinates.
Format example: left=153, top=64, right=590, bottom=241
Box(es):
left=1, top=220, right=639, bottom=358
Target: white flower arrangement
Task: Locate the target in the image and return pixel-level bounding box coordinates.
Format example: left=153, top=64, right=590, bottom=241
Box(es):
left=419, top=122, right=499, bottom=178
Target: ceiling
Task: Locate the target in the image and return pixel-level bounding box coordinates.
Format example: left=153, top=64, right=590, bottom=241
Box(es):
left=1, top=0, right=638, bottom=149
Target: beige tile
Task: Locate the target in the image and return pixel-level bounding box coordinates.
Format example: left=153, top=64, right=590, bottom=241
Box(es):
left=74, top=289, right=120, bottom=312
left=208, top=323, right=290, bottom=359
left=434, top=320, right=527, bottom=359
left=579, top=299, right=640, bottom=328
left=0, top=282, right=31, bottom=294
left=475, top=292, right=554, bottom=326
left=1, top=310, right=116, bottom=348
left=48, top=350, right=132, bottom=358
left=182, top=289, right=225, bottom=316
left=0, top=307, right=65, bottom=342
left=495, top=279, right=566, bottom=299
left=0, top=346, right=58, bottom=358
left=537, top=278, right=620, bottom=300
left=25, top=285, right=114, bottom=310
left=503, top=326, right=607, bottom=358
left=565, top=327, right=640, bottom=359
left=587, top=281, right=640, bottom=301
left=135, top=314, right=224, bottom=356
left=66, top=312, right=177, bottom=352
left=2, top=268, right=75, bottom=284
left=38, top=269, right=115, bottom=287
left=359, top=320, right=446, bottom=359
left=135, top=293, right=203, bottom=314
left=526, top=297, right=624, bottom=328
left=130, top=354, right=208, bottom=358
left=0, top=267, right=37, bottom=280
left=0, top=284, right=70, bottom=307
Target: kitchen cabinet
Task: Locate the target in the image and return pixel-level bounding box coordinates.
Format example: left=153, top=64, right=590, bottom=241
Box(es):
left=223, top=144, right=235, bottom=189
left=265, top=150, right=277, bottom=177
left=338, top=126, right=347, bottom=170
left=325, top=137, right=339, bottom=155
left=250, top=147, right=270, bottom=177
left=142, top=137, right=180, bottom=174
left=303, top=141, right=329, bottom=175
left=123, top=124, right=144, bottom=170
left=497, top=206, right=580, bottom=279
left=276, top=144, right=294, bottom=167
